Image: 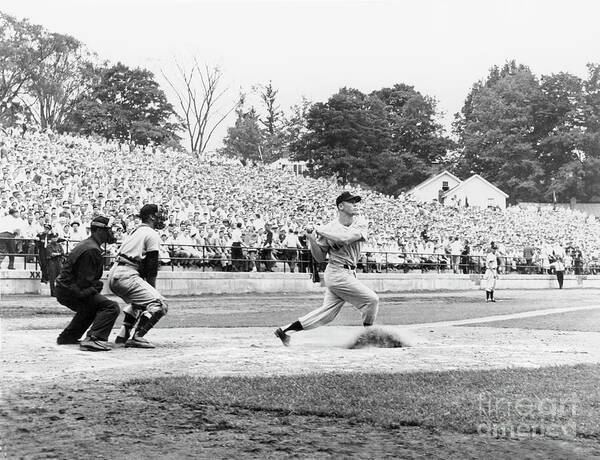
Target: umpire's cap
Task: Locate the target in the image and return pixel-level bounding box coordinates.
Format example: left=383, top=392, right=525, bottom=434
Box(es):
left=335, top=191, right=361, bottom=207
left=138, top=204, right=159, bottom=220
left=90, top=215, right=113, bottom=229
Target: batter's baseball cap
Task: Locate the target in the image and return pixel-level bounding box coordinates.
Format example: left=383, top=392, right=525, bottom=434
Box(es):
left=335, top=191, right=361, bottom=207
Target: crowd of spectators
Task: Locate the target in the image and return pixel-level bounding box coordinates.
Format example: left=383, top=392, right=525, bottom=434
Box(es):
left=2, top=129, right=600, bottom=276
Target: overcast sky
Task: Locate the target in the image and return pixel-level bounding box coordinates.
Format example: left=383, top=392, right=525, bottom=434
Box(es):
left=3, top=0, right=599, bottom=150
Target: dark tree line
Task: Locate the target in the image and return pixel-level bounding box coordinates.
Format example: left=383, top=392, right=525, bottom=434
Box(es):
left=0, top=12, right=181, bottom=149
left=2, top=10, right=599, bottom=201
left=453, top=61, right=600, bottom=203
left=222, top=62, right=600, bottom=202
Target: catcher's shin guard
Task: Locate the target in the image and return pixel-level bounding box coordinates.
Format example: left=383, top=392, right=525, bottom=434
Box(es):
left=134, top=310, right=166, bottom=338
left=115, top=305, right=141, bottom=344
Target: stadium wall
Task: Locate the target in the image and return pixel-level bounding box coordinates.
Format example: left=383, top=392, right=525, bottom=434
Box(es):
left=2, top=270, right=600, bottom=296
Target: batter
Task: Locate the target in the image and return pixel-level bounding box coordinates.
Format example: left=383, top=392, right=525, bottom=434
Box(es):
left=274, top=191, right=379, bottom=346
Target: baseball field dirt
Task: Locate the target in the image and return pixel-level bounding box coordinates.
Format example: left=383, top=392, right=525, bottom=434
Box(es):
left=2, top=289, right=600, bottom=458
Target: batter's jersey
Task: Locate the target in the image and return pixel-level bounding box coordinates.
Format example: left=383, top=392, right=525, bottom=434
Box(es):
left=317, top=217, right=368, bottom=267
left=117, top=224, right=161, bottom=264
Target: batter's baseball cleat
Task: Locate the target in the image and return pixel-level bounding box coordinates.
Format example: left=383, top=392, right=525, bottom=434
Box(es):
left=79, top=338, right=111, bottom=352
left=274, top=327, right=290, bottom=346
left=126, top=336, right=156, bottom=349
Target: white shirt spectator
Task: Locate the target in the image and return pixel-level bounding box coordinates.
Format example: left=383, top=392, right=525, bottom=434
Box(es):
left=0, top=213, right=22, bottom=235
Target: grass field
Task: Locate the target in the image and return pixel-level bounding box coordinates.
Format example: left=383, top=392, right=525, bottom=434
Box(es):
left=2, top=289, right=600, bottom=458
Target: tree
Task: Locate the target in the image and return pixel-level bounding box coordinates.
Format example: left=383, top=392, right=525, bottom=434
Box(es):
left=162, top=59, right=237, bottom=156
left=535, top=71, right=586, bottom=197
left=284, top=96, right=311, bottom=144
left=553, top=157, right=600, bottom=202
left=292, top=88, right=392, bottom=186
left=25, top=32, right=96, bottom=130
left=455, top=61, right=600, bottom=202
left=64, top=63, right=180, bottom=148
left=218, top=98, right=264, bottom=164
left=255, top=81, right=286, bottom=161
left=0, top=13, right=35, bottom=121
left=0, top=12, right=97, bottom=130
left=371, top=84, right=453, bottom=172
left=292, top=85, right=451, bottom=194
left=454, top=64, right=546, bottom=201
left=257, top=81, right=281, bottom=135
left=454, top=60, right=531, bottom=137
left=582, top=63, right=600, bottom=159
left=550, top=64, right=600, bottom=202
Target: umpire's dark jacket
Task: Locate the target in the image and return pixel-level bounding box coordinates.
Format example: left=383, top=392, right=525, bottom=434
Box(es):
left=55, top=235, right=103, bottom=298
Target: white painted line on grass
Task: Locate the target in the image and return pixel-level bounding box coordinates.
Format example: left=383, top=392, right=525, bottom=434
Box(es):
left=403, top=304, right=600, bottom=329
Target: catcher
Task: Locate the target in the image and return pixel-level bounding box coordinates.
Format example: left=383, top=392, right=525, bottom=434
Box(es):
left=108, top=204, right=169, bottom=348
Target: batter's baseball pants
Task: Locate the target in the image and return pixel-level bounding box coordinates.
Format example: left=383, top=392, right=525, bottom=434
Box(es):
left=299, top=265, right=379, bottom=329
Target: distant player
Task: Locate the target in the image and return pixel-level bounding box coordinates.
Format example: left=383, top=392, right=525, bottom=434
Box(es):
left=274, top=191, right=379, bottom=346
left=108, top=204, right=169, bottom=348
left=484, top=242, right=499, bottom=302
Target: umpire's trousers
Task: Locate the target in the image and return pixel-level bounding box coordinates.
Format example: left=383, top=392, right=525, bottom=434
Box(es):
left=56, top=286, right=120, bottom=341
left=299, top=265, right=379, bottom=329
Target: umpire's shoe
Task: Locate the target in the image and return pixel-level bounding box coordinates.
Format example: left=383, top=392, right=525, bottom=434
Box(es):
left=57, top=336, right=80, bottom=345
left=126, top=336, right=156, bottom=349
left=274, top=328, right=290, bottom=347
left=79, top=337, right=111, bottom=352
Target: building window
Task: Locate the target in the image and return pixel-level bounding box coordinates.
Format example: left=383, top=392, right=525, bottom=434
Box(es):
left=442, top=181, right=449, bottom=191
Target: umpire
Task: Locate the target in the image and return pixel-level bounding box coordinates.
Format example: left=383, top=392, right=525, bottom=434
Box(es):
left=55, top=216, right=120, bottom=351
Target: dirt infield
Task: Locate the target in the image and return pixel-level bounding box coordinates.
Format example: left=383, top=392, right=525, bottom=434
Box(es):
left=3, top=289, right=600, bottom=388
left=4, top=321, right=600, bottom=389
left=2, top=289, right=600, bottom=458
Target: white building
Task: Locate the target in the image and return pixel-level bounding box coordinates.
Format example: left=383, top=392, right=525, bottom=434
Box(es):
left=408, top=171, right=509, bottom=209
left=407, top=171, right=461, bottom=203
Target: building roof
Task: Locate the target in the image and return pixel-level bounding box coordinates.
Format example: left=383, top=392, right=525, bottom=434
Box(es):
left=445, top=174, right=508, bottom=198
left=407, top=170, right=461, bottom=194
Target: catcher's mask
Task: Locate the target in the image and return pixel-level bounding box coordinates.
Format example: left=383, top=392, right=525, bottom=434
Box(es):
left=155, top=205, right=168, bottom=230
left=90, top=216, right=117, bottom=244
left=139, top=204, right=168, bottom=230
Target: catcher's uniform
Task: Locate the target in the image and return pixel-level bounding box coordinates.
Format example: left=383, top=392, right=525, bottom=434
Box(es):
left=108, top=224, right=168, bottom=346
left=299, top=217, right=379, bottom=329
